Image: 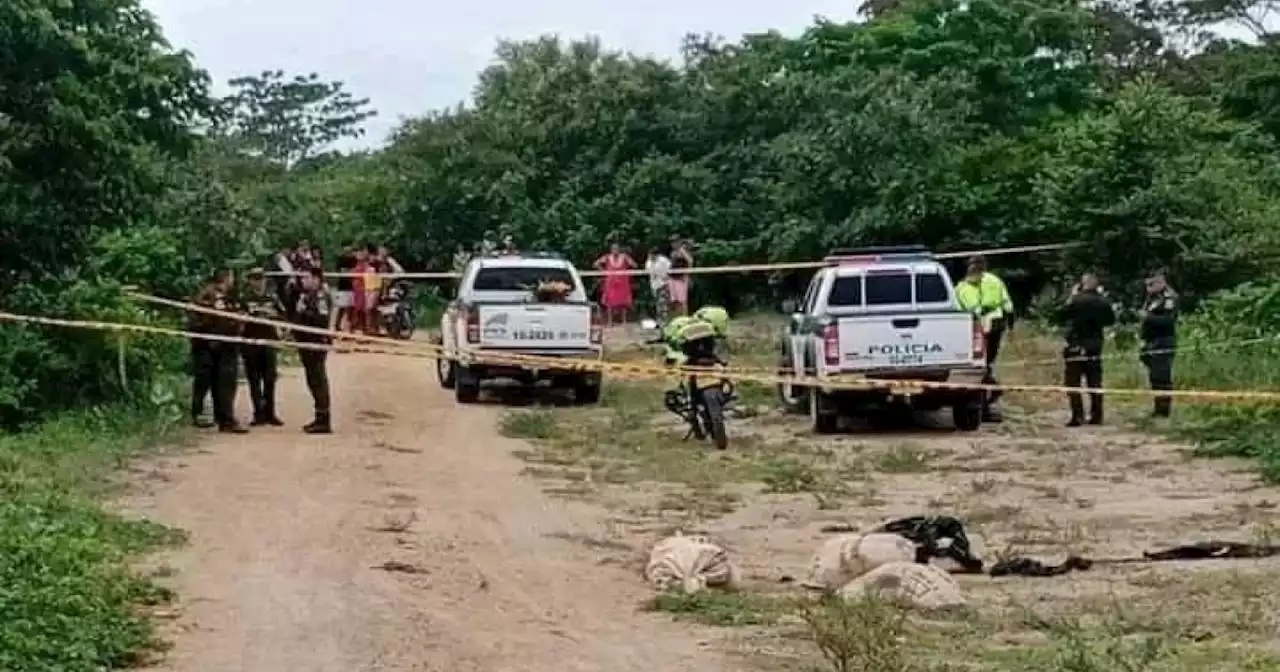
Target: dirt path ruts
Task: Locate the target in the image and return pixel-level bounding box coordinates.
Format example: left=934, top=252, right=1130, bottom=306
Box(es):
left=126, top=351, right=740, bottom=672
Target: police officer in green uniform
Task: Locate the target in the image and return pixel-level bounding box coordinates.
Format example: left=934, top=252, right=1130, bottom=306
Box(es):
left=240, top=267, right=285, bottom=426
left=198, top=269, right=248, bottom=434
left=292, top=266, right=334, bottom=434
left=1140, top=269, right=1178, bottom=418
left=954, top=256, right=1014, bottom=422
left=188, top=277, right=217, bottom=428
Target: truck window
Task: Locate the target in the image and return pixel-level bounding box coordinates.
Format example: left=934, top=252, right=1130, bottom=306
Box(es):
left=914, top=273, right=950, bottom=303
left=472, top=267, right=576, bottom=292
left=827, top=277, right=863, bottom=307
left=864, top=272, right=912, bottom=305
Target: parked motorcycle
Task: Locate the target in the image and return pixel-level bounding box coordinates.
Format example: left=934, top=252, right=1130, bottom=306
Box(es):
left=378, top=281, right=415, bottom=340
left=640, top=318, right=734, bottom=450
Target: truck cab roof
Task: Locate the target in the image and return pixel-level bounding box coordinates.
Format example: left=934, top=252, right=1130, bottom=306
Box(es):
left=803, top=254, right=958, bottom=315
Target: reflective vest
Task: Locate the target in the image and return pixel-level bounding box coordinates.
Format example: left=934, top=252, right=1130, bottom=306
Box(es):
left=955, top=272, right=1013, bottom=333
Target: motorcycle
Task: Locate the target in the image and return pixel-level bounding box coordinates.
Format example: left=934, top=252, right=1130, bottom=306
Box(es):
left=378, top=281, right=416, bottom=340
left=640, top=318, right=735, bottom=450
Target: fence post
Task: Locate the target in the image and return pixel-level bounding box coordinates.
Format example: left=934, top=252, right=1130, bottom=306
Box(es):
left=116, top=332, right=128, bottom=393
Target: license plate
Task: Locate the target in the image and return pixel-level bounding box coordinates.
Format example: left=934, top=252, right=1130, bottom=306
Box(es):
left=694, top=379, right=722, bottom=391
left=378, top=305, right=396, bottom=315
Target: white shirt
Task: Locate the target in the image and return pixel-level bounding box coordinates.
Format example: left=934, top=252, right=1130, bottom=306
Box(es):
left=645, top=254, right=671, bottom=292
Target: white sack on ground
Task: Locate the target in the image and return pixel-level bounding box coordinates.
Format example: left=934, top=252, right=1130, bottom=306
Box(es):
left=837, top=561, right=965, bottom=610
left=644, top=533, right=739, bottom=594
left=803, top=532, right=917, bottom=591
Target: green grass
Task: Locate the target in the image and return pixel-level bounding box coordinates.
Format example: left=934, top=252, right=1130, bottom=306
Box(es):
left=645, top=589, right=790, bottom=627
left=0, top=385, right=190, bottom=672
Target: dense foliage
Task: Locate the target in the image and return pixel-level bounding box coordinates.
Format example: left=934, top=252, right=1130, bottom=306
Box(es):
left=7, top=1, right=1280, bottom=668
left=7, top=0, right=1280, bottom=424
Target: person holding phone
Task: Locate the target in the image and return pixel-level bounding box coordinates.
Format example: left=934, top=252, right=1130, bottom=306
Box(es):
left=1060, top=272, right=1115, bottom=426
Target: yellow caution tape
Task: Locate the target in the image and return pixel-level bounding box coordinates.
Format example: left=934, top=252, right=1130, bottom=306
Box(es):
left=70, top=292, right=1278, bottom=402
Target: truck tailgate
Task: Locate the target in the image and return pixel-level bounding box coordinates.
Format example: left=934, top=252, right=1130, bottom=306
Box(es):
left=477, top=303, right=593, bottom=349
left=837, top=313, right=976, bottom=371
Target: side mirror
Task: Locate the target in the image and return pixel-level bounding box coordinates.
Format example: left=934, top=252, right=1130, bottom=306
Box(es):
left=640, top=318, right=659, bottom=330
left=780, top=298, right=798, bottom=314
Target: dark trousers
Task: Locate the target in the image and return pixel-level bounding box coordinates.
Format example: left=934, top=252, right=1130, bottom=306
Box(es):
left=983, top=319, right=1006, bottom=408
left=190, top=340, right=212, bottom=420
left=241, top=344, right=278, bottom=420
left=1141, top=339, right=1175, bottom=416
left=299, top=349, right=331, bottom=421
left=208, top=343, right=240, bottom=427
left=1063, top=345, right=1103, bottom=422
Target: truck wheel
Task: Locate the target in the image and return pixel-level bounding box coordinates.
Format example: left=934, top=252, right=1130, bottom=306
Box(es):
left=455, top=367, right=481, bottom=404
left=952, top=399, right=982, bottom=432
left=776, top=352, right=808, bottom=414
left=574, top=378, right=602, bottom=405
left=436, top=356, right=456, bottom=389
left=810, top=390, right=839, bottom=435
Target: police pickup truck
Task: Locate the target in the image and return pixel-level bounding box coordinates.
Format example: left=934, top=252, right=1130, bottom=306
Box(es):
left=435, top=253, right=604, bottom=403
left=776, top=247, right=986, bottom=433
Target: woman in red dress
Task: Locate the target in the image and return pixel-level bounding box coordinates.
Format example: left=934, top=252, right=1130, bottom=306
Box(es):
left=593, top=242, right=636, bottom=327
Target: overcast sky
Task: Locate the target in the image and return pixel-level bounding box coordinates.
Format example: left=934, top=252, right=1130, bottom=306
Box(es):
left=142, top=1, right=862, bottom=148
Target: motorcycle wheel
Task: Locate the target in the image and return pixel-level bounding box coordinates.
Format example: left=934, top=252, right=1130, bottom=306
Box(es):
left=396, top=310, right=415, bottom=340
left=699, top=389, right=729, bottom=450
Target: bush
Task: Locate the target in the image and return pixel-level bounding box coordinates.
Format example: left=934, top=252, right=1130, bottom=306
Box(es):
left=1170, top=283, right=1280, bottom=482
left=0, top=392, right=187, bottom=672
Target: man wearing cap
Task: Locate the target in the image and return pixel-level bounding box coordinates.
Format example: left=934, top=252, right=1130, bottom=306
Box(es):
left=291, top=266, right=334, bottom=434
left=1140, top=269, right=1178, bottom=418
left=954, top=256, right=1014, bottom=422
left=240, top=268, right=285, bottom=426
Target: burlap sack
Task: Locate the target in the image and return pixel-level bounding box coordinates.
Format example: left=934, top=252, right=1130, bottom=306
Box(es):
left=802, top=532, right=917, bottom=591
left=837, top=561, right=965, bottom=610
left=644, top=533, right=739, bottom=594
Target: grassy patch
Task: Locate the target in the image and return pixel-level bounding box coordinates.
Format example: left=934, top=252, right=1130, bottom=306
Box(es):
left=645, top=589, right=790, bottom=627
left=504, top=379, right=858, bottom=518
left=0, top=390, right=189, bottom=672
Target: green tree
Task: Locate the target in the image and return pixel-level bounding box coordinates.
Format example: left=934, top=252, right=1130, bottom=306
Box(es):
left=213, top=70, right=377, bottom=167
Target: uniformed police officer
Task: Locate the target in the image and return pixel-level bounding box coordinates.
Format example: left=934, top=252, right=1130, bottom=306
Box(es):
left=241, top=267, right=285, bottom=426
left=1060, top=272, right=1115, bottom=427
left=188, top=277, right=216, bottom=428
left=195, top=269, right=249, bottom=433
left=954, top=256, right=1014, bottom=422
left=1140, top=269, right=1178, bottom=418
left=292, top=266, right=334, bottom=434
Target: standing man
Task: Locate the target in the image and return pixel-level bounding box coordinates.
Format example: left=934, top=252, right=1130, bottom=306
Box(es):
left=292, top=266, right=334, bottom=434
left=197, top=269, right=248, bottom=434
left=188, top=275, right=217, bottom=428
left=1060, top=272, right=1115, bottom=427
left=1140, top=269, right=1178, bottom=418
left=954, top=256, right=1014, bottom=422
left=240, top=268, right=285, bottom=427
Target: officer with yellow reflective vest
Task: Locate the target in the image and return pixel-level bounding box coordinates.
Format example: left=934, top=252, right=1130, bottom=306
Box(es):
left=954, top=256, right=1014, bottom=422
left=661, top=306, right=729, bottom=366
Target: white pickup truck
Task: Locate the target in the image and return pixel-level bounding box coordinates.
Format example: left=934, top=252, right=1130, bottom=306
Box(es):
left=776, top=247, right=986, bottom=433
left=435, top=253, right=604, bottom=403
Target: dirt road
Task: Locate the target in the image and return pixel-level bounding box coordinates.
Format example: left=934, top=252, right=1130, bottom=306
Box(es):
left=127, top=351, right=741, bottom=672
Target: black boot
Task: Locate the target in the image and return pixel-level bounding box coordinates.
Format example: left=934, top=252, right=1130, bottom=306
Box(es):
left=218, top=422, right=249, bottom=434
left=249, top=409, right=269, bottom=427
left=1066, top=416, right=1082, bottom=428
left=303, top=415, right=332, bottom=434
left=1088, top=395, right=1103, bottom=425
